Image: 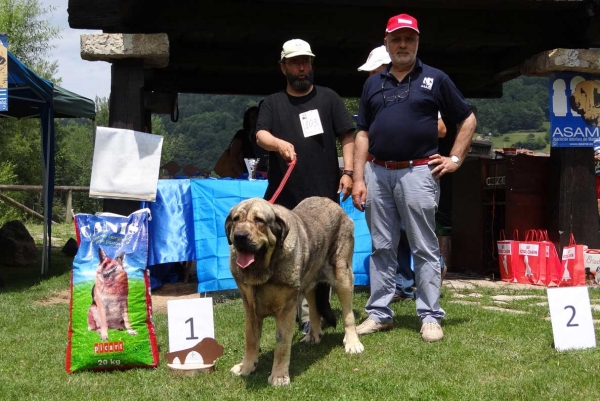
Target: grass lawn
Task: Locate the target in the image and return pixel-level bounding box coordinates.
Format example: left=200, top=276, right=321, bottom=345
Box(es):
left=1, top=223, right=599, bottom=400
left=474, top=128, right=550, bottom=154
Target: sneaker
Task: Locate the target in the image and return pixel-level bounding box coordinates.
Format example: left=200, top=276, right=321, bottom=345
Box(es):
left=301, top=322, right=310, bottom=335
left=356, top=317, right=393, bottom=335
left=392, top=293, right=414, bottom=302
left=420, top=322, right=444, bottom=342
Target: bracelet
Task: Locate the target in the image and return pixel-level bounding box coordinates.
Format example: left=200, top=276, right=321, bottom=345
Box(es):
left=342, top=169, right=354, bottom=178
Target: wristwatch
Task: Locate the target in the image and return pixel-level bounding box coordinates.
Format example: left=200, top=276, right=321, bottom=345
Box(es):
left=450, top=155, right=460, bottom=166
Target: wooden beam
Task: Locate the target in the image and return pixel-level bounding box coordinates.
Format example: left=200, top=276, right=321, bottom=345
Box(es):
left=0, top=185, right=89, bottom=191
left=0, top=192, right=57, bottom=224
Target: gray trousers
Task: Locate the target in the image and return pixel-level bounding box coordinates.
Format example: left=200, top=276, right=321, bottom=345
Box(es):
left=364, top=162, right=445, bottom=324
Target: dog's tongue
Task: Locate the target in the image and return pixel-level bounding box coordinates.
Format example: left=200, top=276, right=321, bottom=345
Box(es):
left=236, top=252, right=255, bottom=269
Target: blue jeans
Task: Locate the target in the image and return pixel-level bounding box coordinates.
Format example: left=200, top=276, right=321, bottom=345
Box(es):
left=396, top=228, right=414, bottom=299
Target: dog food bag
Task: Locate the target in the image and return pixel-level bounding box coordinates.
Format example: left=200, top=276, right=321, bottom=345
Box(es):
left=66, top=209, right=159, bottom=373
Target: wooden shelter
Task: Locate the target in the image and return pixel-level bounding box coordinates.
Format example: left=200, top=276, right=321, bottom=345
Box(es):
left=67, top=0, right=600, bottom=269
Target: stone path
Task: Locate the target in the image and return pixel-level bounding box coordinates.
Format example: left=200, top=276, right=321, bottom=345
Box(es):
left=443, top=274, right=600, bottom=324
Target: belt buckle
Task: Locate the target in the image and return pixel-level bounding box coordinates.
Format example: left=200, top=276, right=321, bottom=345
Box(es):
left=409, top=160, right=414, bottom=168
left=384, top=160, right=394, bottom=169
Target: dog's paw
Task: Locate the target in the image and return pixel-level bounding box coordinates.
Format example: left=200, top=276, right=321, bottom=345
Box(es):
left=230, top=361, right=256, bottom=376
left=299, top=331, right=322, bottom=345
left=127, top=329, right=138, bottom=336
left=343, top=336, right=365, bottom=354
left=268, top=373, right=290, bottom=386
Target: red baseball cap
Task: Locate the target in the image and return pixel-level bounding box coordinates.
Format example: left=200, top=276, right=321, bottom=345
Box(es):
left=386, top=14, right=419, bottom=34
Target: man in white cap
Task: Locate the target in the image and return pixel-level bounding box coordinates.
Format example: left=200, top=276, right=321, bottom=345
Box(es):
left=358, top=45, right=391, bottom=76
left=353, top=14, right=476, bottom=342
left=255, top=39, right=355, bottom=336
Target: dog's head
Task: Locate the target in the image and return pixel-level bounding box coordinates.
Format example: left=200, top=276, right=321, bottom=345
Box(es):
left=570, top=80, right=600, bottom=126
left=97, top=247, right=126, bottom=284
left=225, top=198, right=288, bottom=276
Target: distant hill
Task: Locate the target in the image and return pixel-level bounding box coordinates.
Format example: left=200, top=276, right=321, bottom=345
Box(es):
left=154, top=76, right=549, bottom=171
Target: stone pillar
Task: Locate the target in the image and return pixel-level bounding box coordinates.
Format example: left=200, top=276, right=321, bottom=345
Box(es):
left=521, top=48, right=600, bottom=251
left=80, top=33, right=169, bottom=215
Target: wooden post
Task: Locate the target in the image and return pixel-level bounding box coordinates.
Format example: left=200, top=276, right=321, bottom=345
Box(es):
left=65, top=189, right=73, bottom=223
left=547, top=147, right=600, bottom=251
left=104, top=59, right=146, bottom=216
left=80, top=33, right=169, bottom=217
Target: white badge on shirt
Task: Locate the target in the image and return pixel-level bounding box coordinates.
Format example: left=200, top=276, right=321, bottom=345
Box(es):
left=299, top=109, right=324, bottom=138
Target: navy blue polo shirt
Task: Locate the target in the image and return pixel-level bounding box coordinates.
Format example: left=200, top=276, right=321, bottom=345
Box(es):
left=357, top=58, right=472, bottom=161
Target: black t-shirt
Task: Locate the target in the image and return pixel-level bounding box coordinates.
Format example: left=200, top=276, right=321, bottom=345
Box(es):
left=256, top=86, right=354, bottom=209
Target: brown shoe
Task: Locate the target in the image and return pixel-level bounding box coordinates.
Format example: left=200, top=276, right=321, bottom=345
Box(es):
left=356, top=317, right=393, bottom=335
left=392, top=293, right=414, bottom=302
left=420, top=322, right=444, bottom=342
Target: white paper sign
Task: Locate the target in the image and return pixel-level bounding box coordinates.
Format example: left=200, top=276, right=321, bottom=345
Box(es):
left=547, top=287, right=596, bottom=351
left=497, top=243, right=512, bottom=255
left=90, top=126, right=163, bottom=201
left=167, top=298, right=215, bottom=353
left=299, top=109, right=324, bottom=137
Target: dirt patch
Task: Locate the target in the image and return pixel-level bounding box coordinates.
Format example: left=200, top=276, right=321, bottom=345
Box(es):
left=151, top=283, right=200, bottom=313
left=35, top=289, right=71, bottom=306
left=33, top=282, right=202, bottom=313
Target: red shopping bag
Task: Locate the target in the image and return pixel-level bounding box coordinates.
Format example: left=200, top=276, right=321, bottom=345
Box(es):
left=496, top=229, right=519, bottom=282
left=539, top=230, right=561, bottom=287
left=559, top=233, right=587, bottom=287
left=515, top=230, right=546, bottom=285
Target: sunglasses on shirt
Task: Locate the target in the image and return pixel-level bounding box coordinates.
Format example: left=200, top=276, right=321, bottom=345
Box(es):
left=381, top=75, right=411, bottom=107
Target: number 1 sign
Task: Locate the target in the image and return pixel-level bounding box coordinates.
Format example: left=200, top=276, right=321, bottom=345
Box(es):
left=167, top=298, right=215, bottom=353
left=547, top=287, right=596, bottom=351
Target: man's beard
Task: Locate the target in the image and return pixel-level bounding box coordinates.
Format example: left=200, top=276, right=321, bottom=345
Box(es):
left=286, top=70, right=313, bottom=92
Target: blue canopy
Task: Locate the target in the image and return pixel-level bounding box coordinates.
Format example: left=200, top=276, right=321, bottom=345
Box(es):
left=0, top=51, right=96, bottom=274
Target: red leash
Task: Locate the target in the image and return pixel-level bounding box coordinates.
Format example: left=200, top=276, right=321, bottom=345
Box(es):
left=268, top=157, right=297, bottom=204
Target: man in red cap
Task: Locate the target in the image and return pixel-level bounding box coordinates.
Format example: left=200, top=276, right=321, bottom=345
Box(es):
left=352, top=14, right=476, bottom=342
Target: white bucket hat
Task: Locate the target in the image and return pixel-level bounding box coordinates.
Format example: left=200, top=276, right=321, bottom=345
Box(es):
left=358, top=45, right=391, bottom=72
left=280, top=39, right=315, bottom=62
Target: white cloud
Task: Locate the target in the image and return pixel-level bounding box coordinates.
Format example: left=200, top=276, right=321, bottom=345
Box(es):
left=44, top=0, right=110, bottom=101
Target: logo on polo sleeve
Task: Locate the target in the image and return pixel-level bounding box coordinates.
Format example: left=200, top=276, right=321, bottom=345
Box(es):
left=421, top=77, right=434, bottom=90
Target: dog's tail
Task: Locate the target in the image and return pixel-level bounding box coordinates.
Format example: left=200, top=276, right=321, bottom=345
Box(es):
left=315, top=283, right=336, bottom=328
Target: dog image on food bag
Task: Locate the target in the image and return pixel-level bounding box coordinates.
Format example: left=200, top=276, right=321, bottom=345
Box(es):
left=87, top=247, right=138, bottom=341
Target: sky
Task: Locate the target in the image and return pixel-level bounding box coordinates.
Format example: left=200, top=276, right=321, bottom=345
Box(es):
left=44, top=0, right=111, bottom=101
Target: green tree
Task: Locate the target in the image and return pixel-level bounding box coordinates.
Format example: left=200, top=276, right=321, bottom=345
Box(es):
left=469, top=76, right=547, bottom=135
left=0, top=0, right=61, bottom=220
left=0, top=0, right=60, bottom=79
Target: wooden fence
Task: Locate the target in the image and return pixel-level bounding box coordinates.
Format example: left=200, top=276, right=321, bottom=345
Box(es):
left=0, top=185, right=89, bottom=223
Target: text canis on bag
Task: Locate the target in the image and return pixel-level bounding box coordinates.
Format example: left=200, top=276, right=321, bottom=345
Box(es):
left=225, top=196, right=364, bottom=386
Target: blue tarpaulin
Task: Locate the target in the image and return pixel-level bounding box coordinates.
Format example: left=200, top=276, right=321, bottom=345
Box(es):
left=143, top=178, right=372, bottom=293
left=142, top=179, right=196, bottom=266
left=190, top=179, right=371, bottom=293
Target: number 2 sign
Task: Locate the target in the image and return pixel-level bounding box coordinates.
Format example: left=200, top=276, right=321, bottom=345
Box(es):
left=547, top=287, right=596, bottom=351
left=167, top=298, right=215, bottom=353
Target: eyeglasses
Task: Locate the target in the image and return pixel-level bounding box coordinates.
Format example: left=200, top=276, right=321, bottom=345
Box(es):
left=381, top=75, right=411, bottom=107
